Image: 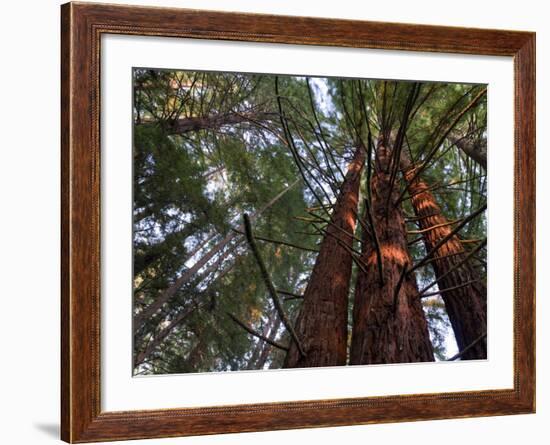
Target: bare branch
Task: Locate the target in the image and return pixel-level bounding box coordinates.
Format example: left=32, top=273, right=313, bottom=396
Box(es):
left=396, top=88, right=487, bottom=205
left=243, top=213, right=306, bottom=357
left=231, top=229, right=319, bottom=253
left=447, top=332, right=487, bottom=361
left=227, top=313, right=289, bottom=351
left=407, top=219, right=460, bottom=235
left=419, top=279, right=483, bottom=299
left=277, top=289, right=304, bottom=300
left=408, top=203, right=487, bottom=274
left=419, top=238, right=487, bottom=294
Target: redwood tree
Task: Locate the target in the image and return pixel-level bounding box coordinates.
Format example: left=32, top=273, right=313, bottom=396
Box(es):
left=402, top=158, right=487, bottom=359
left=350, top=141, right=434, bottom=365
left=284, top=146, right=365, bottom=368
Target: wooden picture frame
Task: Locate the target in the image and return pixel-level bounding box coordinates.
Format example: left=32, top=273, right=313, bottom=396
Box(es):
left=61, top=2, right=535, bottom=442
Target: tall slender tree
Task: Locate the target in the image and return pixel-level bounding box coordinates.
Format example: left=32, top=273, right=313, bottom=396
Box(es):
left=401, top=154, right=487, bottom=359
left=284, top=146, right=364, bottom=367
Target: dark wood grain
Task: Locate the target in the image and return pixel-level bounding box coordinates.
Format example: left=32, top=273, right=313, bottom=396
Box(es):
left=60, top=2, right=536, bottom=442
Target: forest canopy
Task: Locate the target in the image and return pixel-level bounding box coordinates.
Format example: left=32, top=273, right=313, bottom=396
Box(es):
left=132, top=68, right=487, bottom=375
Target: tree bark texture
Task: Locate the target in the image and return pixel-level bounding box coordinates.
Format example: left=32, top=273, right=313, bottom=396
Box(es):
left=403, top=164, right=487, bottom=360
left=350, top=143, right=434, bottom=365
left=284, top=146, right=365, bottom=368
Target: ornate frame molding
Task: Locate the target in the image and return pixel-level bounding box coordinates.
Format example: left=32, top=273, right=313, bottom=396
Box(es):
left=61, top=2, right=535, bottom=442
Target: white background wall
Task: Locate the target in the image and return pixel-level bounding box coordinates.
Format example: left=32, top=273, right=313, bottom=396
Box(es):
left=0, top=1, right=545, bottom=444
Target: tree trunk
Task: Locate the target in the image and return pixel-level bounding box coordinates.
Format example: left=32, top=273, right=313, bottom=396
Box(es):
left=284, top=146, right=365, bottom=368
left=402, top=162, right=487, bottom=360
left=350, top=142, right=434, bottom=365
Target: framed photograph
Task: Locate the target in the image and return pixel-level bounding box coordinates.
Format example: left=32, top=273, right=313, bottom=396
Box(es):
left=61, top=2, right=535, bottom=442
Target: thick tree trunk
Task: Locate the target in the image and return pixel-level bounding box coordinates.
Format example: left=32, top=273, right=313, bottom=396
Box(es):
left=350, top=143, right=434, bottom=365
left=284, top=146, right=365, bottom=368
left=402, top=163, right=487, bottom=360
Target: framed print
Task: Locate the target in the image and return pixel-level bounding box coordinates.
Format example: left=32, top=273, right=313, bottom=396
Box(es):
left=61, top=2, right=535, bottom=442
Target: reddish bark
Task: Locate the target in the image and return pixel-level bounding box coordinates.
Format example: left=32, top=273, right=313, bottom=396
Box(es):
left=284, top=146, right=365, bottom=368
left=403, top=165, right=487, bottom=360
left=350, top=143, right=434, bottom=365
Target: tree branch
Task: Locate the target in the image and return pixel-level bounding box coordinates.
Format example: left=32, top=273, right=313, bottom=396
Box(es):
left=396, top=88, right=487, bottom=205
left=407, top=219, right=460, bottom=235
left=447, top=332, right=487, bottom=361
left=134, top=305, right=198, bottom=366
left=277, top=289, right=304, bottom=300
left=408, top=203, right=487, bottom=274
left=419, top=279, right=483, bottom=299
left=231, top=229, right=319, bottom=253
left=227, top=313, right=289, bottom=352
left=243, top=213, right=306, bottom=357
left=418, top=238, right=487, bottom=294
